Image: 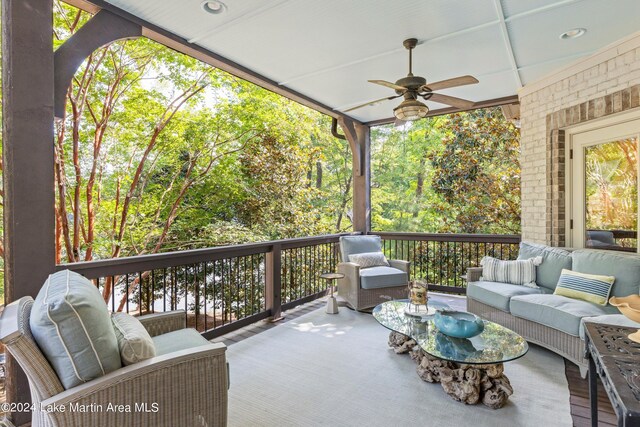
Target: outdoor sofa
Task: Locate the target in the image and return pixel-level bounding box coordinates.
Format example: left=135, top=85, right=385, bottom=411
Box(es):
left=466, top=242, right=640, bottom=375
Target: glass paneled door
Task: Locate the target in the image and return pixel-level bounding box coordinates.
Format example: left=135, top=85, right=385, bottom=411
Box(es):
left=570, top=119, right=639, bottom=253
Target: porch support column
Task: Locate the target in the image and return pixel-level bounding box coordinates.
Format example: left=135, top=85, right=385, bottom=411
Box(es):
left=2, top=0, right=56, bottom=424
left=338, top=118, right=371, bottom=233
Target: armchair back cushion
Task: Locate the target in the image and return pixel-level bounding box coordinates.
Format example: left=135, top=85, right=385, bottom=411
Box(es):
left=339, top=235, right=383, bottom=262
left=30, top=270, right=122, bottom=389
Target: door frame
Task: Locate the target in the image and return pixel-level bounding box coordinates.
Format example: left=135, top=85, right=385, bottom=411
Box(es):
left=565, top=109, right=640, bottom=250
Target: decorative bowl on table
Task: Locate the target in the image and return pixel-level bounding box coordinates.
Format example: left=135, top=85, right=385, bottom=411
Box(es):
left=609, top=295, right=640, bottom=343
left=433, top=310, right=485, bottom=338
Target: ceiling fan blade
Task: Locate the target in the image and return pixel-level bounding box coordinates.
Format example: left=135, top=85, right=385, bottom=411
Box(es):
left=342, top=94, right=404, bottom=112
left=423, top=75, right=479, bottom=92
left=428, top=93, right=475, bottom=109
left=368, top=79, right=408, bottom=91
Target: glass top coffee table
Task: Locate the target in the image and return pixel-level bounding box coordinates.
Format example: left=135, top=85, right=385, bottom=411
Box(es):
left=373, top=300, right=528, bottom=409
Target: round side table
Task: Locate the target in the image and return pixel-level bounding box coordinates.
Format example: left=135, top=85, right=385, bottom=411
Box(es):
left=320, top=272, right=344, bottom=314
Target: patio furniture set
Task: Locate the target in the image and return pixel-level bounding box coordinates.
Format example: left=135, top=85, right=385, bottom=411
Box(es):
left=1, top=234, right=639, bottom=425
left=340, top=235, right=640, bottom=421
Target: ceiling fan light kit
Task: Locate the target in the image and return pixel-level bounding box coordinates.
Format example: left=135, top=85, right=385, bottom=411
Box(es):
left=347, top=38, right=479, bottom=121
left=394, top=98, right=429, bottom=121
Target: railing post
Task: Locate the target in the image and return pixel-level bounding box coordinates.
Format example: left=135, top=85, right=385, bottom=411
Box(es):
left=266, top=244, right=283, bottom=321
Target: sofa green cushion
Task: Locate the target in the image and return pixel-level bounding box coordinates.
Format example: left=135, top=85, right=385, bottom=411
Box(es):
left=571, top=249, right=640, bottom=298
left=579, top=314, right=640, bottom=340
left=30, top=270, right=122, bottom=389
left=153, top=329, right=211, bottom=355
left=510, top=294, right=618, bottom=337
left=467, top=281, right=551, bottom=312
left=359, top=266, right=408, bottom=289
left=339, top=236, right=383, bottom=262
left=517, top=242, right=572, bottom=290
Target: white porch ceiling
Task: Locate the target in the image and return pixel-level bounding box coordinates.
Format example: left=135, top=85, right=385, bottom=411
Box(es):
left=104, top=0, right=640, bottom=123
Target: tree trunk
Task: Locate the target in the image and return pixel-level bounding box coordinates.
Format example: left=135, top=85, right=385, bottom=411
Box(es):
left=316, top=160, right=322, bottom=189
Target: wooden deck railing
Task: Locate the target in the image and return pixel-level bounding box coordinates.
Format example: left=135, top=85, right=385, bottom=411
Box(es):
left=56, top=231, right=521, bottom=338
left=56, top=233, right=350, bottom=339
left=370, top=232, right=521, bottom=294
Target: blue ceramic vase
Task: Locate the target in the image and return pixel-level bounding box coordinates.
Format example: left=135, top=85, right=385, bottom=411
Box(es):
left=433, top=310, right=485, bottom=338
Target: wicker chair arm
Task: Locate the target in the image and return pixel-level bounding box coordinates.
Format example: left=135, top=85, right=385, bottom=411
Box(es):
left=137, top=310, right=186, bottom=337
left=388, top=259, right=410, bottom=274
left=0, top=297, right=26, bottom=343
left=337, top=262, right=360, bottom=280
left=466, top=267, right=483, bottom=282
left=40, top=344, right=228, bottom=427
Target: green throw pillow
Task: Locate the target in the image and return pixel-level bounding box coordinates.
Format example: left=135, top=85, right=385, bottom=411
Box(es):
left=30, top=270, right=122, bottom=389
left=553, top=269, right=615, bottom=305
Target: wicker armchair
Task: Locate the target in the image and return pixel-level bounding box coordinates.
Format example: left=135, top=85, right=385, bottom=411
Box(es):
left=337, top=235, right=410, bottom=311
left=0, top=297, right=228, bottom=427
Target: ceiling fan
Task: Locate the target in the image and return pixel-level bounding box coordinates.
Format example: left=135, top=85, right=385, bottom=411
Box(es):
left=344, top=38, right=479, bottom=121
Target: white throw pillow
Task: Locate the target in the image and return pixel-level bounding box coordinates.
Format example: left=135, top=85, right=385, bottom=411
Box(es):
left=480, top=256, right=543, bottom=288
left=348, top=251, right=390, bottom=268
left=111, top=312, right=156, bottom=365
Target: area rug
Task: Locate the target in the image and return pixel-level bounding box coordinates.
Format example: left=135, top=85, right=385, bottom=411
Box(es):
left=226, top=307, right=572, bottom=427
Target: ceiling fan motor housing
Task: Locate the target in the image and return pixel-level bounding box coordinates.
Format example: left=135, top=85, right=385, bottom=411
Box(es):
left=394, top=75, right=427, bottom=94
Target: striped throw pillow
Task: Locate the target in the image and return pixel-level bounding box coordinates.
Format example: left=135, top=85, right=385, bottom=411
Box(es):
left=480, top=256, right=543, bottom=288
left=553, top=269, right=615, bottom=305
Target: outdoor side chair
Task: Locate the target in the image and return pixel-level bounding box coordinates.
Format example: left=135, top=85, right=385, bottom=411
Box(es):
left=337, top=235, right=410, bottom=311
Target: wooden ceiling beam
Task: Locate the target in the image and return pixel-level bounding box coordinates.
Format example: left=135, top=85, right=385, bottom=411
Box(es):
left=364, top=95, right=520, bottom=127
left=62, top=0, right=363, bottom=125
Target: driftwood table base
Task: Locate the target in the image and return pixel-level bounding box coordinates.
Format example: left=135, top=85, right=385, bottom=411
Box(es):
left=388, top=332, right=513, bottom=409
left=388, top=331, right=417, bottom=354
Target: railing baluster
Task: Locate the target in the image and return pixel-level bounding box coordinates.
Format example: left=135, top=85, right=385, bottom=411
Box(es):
left=204, top=262, right=208, bottom=332
left=125, top=273, right=130, bottom=314
left=213, top=260, right=218, bottom=329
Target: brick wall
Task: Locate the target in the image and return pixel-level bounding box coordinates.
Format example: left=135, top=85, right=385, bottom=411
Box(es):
left=519, top=31, right=640, bottom=244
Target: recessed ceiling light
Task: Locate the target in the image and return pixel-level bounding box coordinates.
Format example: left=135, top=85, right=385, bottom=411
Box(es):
left=559, top=28, right=586, bottom=40
left=201, top=0, right=226, bottom=15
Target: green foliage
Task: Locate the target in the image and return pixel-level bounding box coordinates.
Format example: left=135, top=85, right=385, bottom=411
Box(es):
left=585, top=138, right=638, bottom=231
left=372, top=108, right=521, bottom=234
left=52, top=2, right=352, bottom=268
